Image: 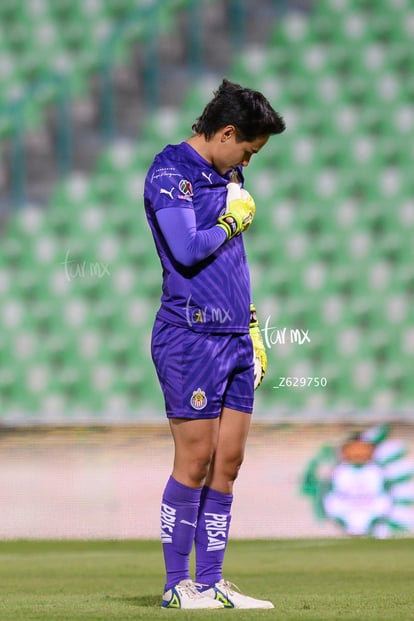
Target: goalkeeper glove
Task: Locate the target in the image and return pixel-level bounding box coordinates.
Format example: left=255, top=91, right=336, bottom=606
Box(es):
left=250, top=303, right=267, bottom=390
left=216, top=182, right=255, bottom=240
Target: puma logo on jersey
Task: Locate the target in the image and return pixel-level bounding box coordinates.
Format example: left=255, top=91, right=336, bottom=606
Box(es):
left=160, top=187, right=175, bottom=199
left=202, top=172, right=213, bottom=184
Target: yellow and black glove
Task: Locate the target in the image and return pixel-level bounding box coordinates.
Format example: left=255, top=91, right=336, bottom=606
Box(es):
left=216, top=182, right=255, bottom=240
left=250, top=303, right=267, bottom=390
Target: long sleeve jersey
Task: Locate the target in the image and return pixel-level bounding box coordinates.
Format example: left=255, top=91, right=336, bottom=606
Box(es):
left=144, top=141, right=251, bottom=333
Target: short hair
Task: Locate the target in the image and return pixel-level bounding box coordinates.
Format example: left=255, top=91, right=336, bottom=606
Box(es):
left=192, top=78, right=286, bottom=142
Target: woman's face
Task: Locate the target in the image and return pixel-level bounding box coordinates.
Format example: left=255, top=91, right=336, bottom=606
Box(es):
left=211, top=127, right=269, bottom=175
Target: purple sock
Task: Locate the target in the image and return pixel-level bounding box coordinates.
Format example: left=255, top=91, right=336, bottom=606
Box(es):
left=161, top=476, right=202, bottom=591
left=195, top=486, right=233, bottom=587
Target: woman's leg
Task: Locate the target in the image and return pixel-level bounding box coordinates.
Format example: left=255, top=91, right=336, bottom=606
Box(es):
left=204, top=407, right=251, bottom=494
left=193, top=408, right=274, bottom=608
left=195, top=407, right=251, bottom=586
left=169, top=417, right=220, bottom=488
left=161, top=417, right=219, bottom=590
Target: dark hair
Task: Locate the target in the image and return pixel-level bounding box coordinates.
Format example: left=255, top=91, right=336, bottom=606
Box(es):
left=192, top=78, right=286, bottom=142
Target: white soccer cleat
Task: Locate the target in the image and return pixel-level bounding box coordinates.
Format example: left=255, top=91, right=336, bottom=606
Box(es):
left=161, top=579, right=225, bottom=609
left=202, top=579, right=274, bottom=609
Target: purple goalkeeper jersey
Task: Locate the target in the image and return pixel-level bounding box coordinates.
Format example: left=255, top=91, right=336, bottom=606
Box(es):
left=144, top=141, right=251, bottom=333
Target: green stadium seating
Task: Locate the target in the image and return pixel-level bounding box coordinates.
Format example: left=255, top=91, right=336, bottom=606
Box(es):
left=1, top=0, right=414, bottom=422
left=0, top=0, right=193, bottom=138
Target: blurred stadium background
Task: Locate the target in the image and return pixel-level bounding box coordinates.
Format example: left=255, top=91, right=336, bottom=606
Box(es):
left=0, top=0, right=413, bottom=538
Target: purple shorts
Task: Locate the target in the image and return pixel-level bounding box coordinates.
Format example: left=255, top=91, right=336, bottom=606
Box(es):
left=151, top=319, right=254, bottom=419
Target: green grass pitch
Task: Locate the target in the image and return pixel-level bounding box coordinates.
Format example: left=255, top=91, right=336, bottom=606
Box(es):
left=1, top=539, right=413, bottom=620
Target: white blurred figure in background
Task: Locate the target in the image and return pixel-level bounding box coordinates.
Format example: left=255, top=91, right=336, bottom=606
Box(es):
left=323, top=435, right=392, bottom=538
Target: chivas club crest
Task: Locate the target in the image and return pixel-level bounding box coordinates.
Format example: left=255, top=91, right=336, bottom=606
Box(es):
left=190, top=388, right=208, bottom=410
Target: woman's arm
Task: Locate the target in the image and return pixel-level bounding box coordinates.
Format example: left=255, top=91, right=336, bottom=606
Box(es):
left=156, top=207, right=227, bottom=267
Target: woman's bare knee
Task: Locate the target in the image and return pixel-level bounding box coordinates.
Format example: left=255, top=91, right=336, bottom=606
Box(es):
left=227, top=456, right=244, bottom=482
left=183, top=456, right=213, bottom=487
left=206, top=452, right=245, bottom=491
left=169, top=418, right=219, bottom=488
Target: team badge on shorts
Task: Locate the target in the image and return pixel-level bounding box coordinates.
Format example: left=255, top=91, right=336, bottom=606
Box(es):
left=190, top=388, right=208, bottom=410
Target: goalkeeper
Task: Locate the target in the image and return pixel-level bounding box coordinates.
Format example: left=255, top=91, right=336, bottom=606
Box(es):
left=144, top=78, right=285, bottom=610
